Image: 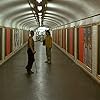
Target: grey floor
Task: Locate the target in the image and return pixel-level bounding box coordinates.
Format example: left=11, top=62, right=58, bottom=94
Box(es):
left=0, top=42, right=100, bottom=100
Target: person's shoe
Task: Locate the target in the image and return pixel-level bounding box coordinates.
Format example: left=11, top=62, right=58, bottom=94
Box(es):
left=48, top=61, right=51, bottom=64
left=30, top=70, right=34, bottom=74
left=45, top=61, right=48, bottom=63
left=27, top=70, right=34, bottom=74
left=27, top=70, right=31, bottom=74
left=25, top=66, right=28, bottom=69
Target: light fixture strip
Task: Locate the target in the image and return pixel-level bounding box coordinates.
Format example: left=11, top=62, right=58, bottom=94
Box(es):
left=37, top=6, right=42, bottom=11
left=36, top=0, right=42, bottom=3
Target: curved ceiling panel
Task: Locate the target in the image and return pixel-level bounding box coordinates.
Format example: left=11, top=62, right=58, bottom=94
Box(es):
left=11, top=12, right=34, bottom=24
left=44, top=16, right=65, bottom=25
left=12, top=16, right=35, bottom=27
left=43, top=19, right=59, bottom=28
left=0, top=1, right=26, bottom=13
left=45, top=13, right=68, bottom=24
left=45, top=14, right=66, bottom=24
left=0, top=0, right=37, bottom=29
left=17, top=19, right=37, bottom=29
left=44, top=17, right=63, bottom=25
left=22, top=22, right=37, bottom=30
left=47, top=1, right=88, bottom=15
left=2, top=7, right=35, bottom=27
left=0, top=0, right=100, bottom=29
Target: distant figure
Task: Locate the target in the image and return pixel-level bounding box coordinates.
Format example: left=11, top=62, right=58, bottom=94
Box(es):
left=44, top=30, right=52, bottom=64
left=26, top=31, right=36, bottom=74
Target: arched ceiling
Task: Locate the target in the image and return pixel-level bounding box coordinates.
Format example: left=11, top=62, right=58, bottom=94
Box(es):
left=0, top=0, right=100, bottom=30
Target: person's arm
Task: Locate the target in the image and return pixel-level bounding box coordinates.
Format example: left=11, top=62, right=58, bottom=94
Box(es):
left=49, top=37, right=52, bottom=48
left=29, top=38, right=36, bottom=54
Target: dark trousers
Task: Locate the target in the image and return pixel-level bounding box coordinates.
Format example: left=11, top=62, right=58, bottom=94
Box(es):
left=26, top=48, right=35, bottom=71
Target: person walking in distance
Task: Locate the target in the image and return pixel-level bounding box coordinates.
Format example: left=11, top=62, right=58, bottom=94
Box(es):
left=26, top=31, right=36, bottom=74
left=45, top=30, right=52, bottom=64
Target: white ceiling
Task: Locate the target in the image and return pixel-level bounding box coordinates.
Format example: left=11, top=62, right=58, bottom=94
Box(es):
left=0, top=0, right=100, bottom=30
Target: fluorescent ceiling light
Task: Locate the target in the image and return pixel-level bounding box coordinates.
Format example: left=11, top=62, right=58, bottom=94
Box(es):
left=45, top=4, right=47, bottom=7
left=36, top=0, right=42, bottom=3
left=47, top=3, right=56, bottom=8
left=37, top=6, right=42, bottom=11
left=38, top=13, right=42, bottom=15
left=33, top=10, right=35, bottom=13
left=39, top=18, right=41, bottom=21
left=39, top=18, right=42, bottom=26
left=30, top=3, right=34, bottom=8
left=39, top=15, right=42, bottom=17
left=38, top=27, right=49, bottom=31
left=39, top=21, right=41, bottom=26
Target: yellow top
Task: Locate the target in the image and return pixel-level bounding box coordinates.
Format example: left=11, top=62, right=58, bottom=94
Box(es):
left=45, top=35, right=52, bottom=48
left=28, top=37, right=34, bottom=50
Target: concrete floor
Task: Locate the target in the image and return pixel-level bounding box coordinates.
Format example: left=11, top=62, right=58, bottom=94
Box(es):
left=0, top=42, right=100, bottom=100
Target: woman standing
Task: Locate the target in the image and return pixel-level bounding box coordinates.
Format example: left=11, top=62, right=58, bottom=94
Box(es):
left=45, top=30, right=52, bottom=64
left=26, top=31, right=36, bottom=74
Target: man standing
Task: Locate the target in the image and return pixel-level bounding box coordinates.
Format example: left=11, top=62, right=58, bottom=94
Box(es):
left=45, top=30, right=52, bottom=64
left=26, top=31, right=36, bottom=74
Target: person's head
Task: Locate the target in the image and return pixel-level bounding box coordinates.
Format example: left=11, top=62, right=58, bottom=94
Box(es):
left=30, top=31, right=34, bottom=37
left=46, top=30, right=50, bottom=35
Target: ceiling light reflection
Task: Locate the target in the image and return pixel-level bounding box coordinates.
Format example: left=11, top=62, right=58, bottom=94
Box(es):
left=37, top=6, right=42, bottom=11
left=36, top=0, right=42, bottom=3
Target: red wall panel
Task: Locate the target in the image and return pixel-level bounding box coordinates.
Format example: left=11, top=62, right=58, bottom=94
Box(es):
left=69, top=28, right=74, bottom=55
left=63, top=29, right=66, bottom=50
left=62, top=29, right=64, bottom=48
left=5, top=28, right=11, bottom=56
left=56, top=30, right=58, bottom=45
left=62, top=29, right=66, bottom=50
left=58, top=30, right=60, bottom=45
left=79, top=27, right=84, bottom=62
left=0, top=28, right=2, bottom=60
